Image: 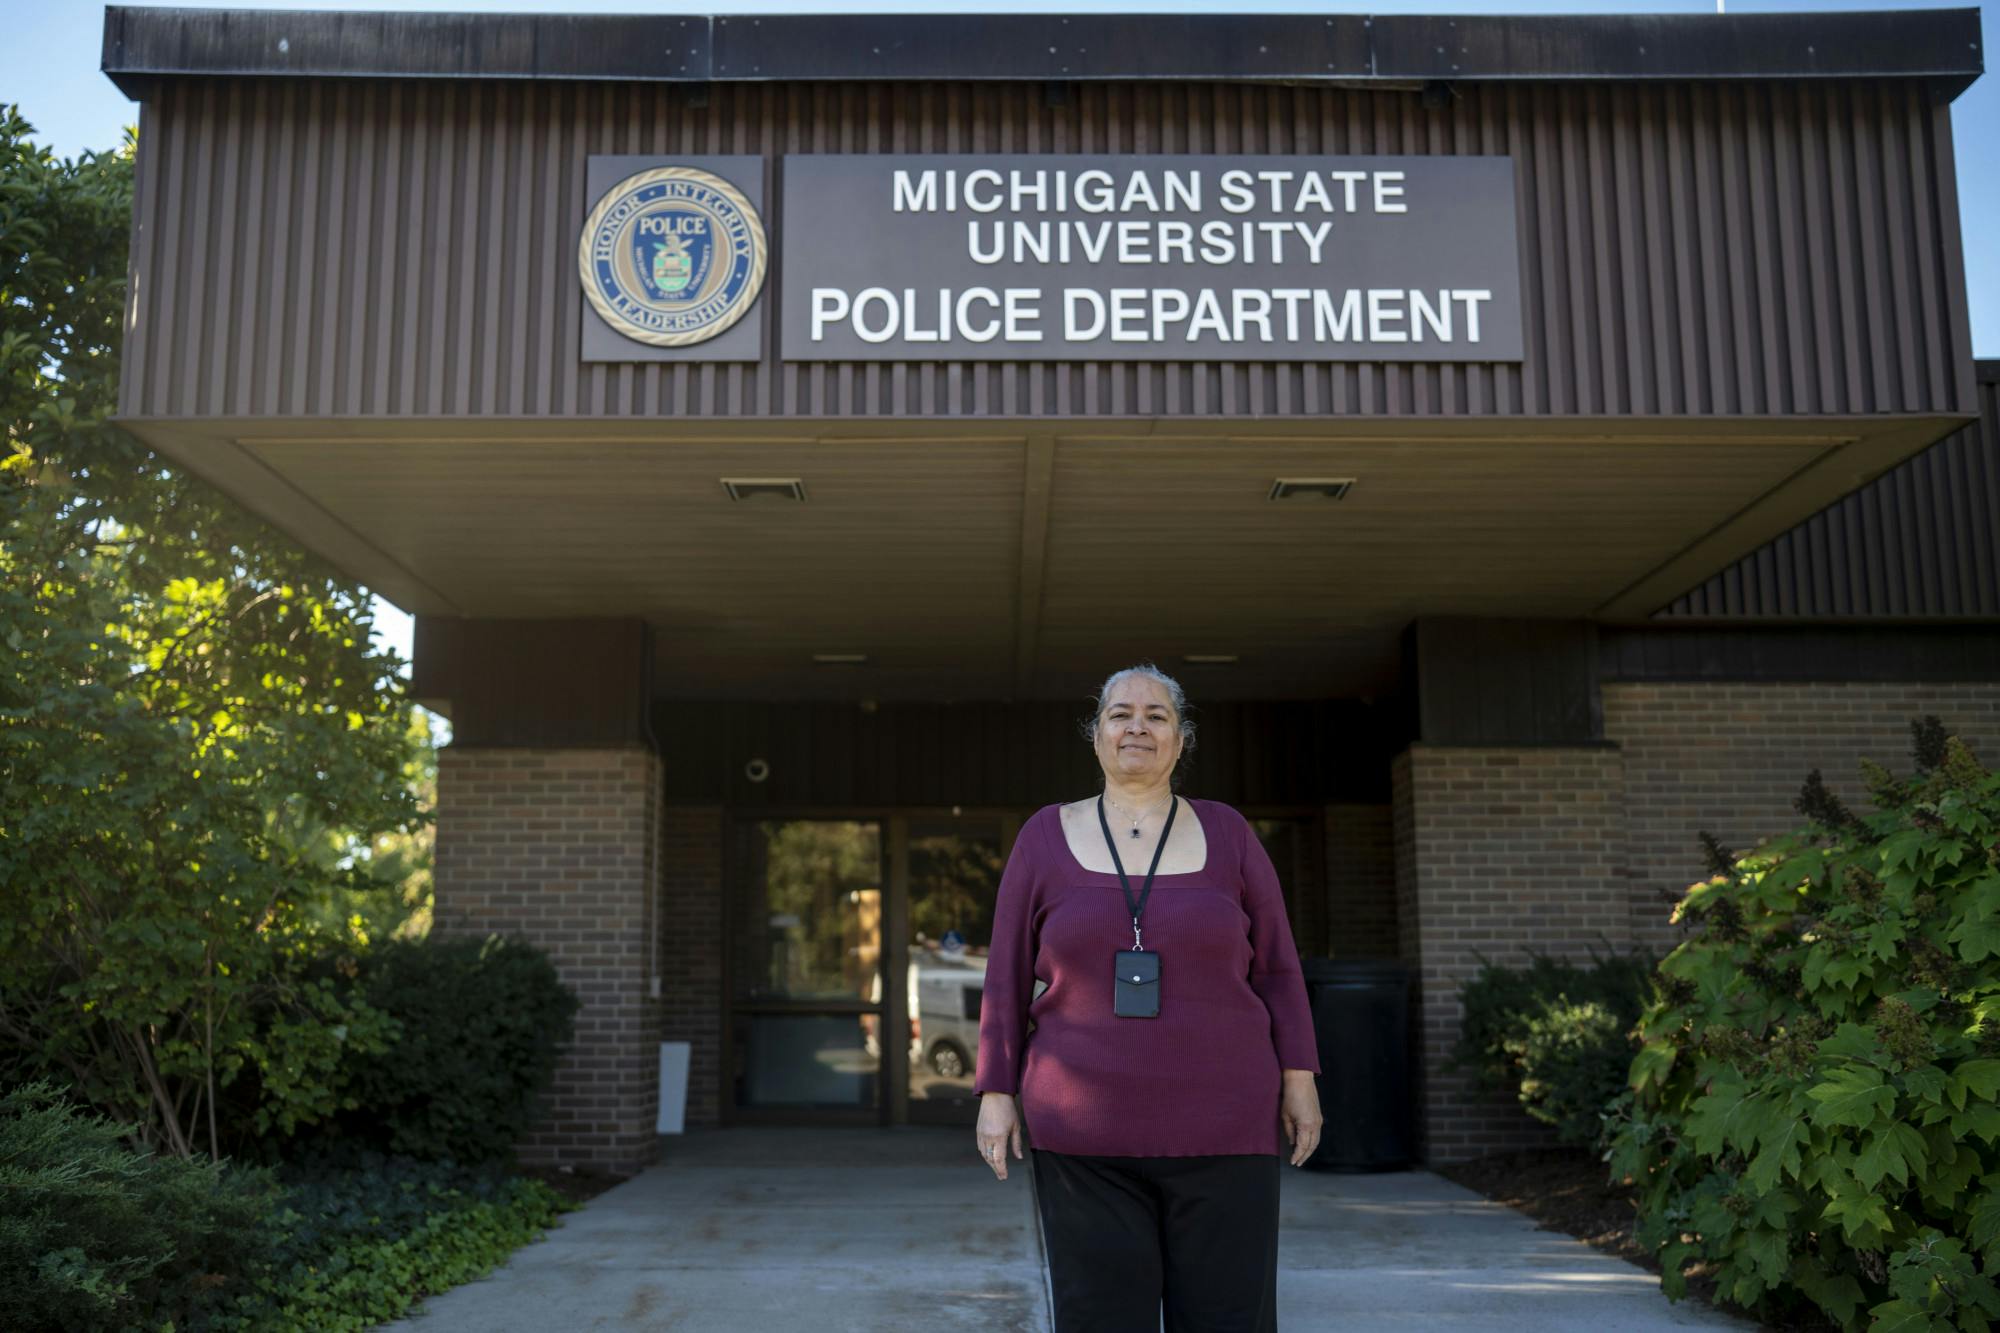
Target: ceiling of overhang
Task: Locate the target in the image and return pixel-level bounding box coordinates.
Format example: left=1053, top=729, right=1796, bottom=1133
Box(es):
left=120, top=416, right=1964, bottom=702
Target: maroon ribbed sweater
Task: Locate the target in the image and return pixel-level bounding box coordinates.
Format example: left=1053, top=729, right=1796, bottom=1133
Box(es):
left=972, top=797, right=1322, bottom=1157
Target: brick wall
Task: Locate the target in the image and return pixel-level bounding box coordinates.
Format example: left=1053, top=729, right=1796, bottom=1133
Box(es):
left=659, top=805, right=725, bottom=1129
left=1388, top=682, right=2000, bottom=1166
left=1327, top=802, right=1397, bottom=958
left=432, top=745, right=663, bottom=1173
left=1391, top=744, right=1626, bottom=1163
left=423, top=682, right=2000, bottom=1170
left=1605, top=681, right=2000, bottom=961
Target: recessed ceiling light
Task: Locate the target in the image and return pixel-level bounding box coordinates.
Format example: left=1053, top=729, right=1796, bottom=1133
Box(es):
left=722, top=477, right=808, bottom=502
left=1268, top=477, right=1355, bottom=500
left=812, top=652, right=868, bottom=665
left=1183, top=654, right=1239, bottom=665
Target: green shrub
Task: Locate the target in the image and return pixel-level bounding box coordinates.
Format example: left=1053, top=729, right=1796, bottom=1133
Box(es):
left=1455, top=946, right=1662, bottom=1150
left=0, top=1077, right=284, bottom=1332
left=1607, top=716, right=2000, bottom=1331
left=227, top=1176, right=573, bottom=1332
left=203, top=1147, right=578, bottom=1332
left=0, top=1075, right=583, bottom=1332
left=313, top=934, right=580, bottom=1165
left=1516, top=998, right=1642, bottom=1148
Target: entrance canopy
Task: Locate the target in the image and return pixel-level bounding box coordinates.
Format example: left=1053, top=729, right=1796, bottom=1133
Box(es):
left=124, top=413, right=1958, bottom=701
left=102, top=6, right=1983, bottom=700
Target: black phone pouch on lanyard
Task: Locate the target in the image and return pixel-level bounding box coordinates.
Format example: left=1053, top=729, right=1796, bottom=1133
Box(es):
left=1099, top=794, right=1174, bottom=1019
left=1113, top=948, right=1160, bottom=1017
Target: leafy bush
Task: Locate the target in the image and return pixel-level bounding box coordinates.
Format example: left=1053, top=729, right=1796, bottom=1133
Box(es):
left=310, top=934, right=581, bottom=1165
left=1516, top=998, right=1642, bottom=1148
left=0, top=1078, right=284, bottom=1332
left=1607, top=716, right=2000, bottom=1331
left=1455, top=946, right=1662, bottom=1150
left=0, top=104, right=430, bottom=1161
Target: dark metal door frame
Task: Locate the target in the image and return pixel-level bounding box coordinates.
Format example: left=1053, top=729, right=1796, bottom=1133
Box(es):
left=719, top=803, right=1322, bottom=1126
left=721, top=806, right=1021, bottom=1128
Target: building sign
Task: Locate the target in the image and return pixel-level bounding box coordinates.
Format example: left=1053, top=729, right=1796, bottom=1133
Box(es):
left=779, top=155, right=1523, bottom=362
left=578, top=154, right=1523, bottom=363
left=579, top=155, right=767, bottom=362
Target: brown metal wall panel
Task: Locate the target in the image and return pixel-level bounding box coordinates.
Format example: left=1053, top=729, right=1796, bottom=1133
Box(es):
left=1601, top=625, right=2000, bottom=680
left=653, top=697, right=1404, bottom=806
left=1410, top=617, right=1604, bottom=745
left=123, top=75, right=1975, bottom=420
left=118, top=97, right=153, bottom=418
left=412, top=616, right=653, bottom=747
left=1661, top=369, right=2000, bottom=618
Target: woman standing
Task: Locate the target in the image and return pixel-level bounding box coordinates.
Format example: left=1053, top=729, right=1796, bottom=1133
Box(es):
left=973, top=663, right=1323, bottom=1333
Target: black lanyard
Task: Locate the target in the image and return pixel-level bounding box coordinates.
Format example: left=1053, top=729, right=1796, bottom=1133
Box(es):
left=1096, top=793, right=1177, bottom=951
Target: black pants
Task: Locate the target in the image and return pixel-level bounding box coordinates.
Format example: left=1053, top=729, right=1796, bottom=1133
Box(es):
left=1030, top=1148, right=1281, bottom=1333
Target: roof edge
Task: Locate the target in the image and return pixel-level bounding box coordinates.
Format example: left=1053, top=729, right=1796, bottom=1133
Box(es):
left=101, top=7, right=1986, bottom=101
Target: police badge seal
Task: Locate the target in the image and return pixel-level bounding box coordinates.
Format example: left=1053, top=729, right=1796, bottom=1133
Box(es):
left=578, top=166, right=768, bottom=347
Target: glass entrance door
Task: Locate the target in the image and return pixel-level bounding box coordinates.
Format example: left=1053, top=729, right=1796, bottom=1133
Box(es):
left=724, top=807, right=1319, bottom=1126
left=728, top=819, right=885, bottom=1120
left=902, top=815, right=1012, bottom=1122
left=725, top=810, right=1017, bottom=1126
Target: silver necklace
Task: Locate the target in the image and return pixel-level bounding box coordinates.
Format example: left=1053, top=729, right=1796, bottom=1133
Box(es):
left=1104, top=791, right=1172, bottom=840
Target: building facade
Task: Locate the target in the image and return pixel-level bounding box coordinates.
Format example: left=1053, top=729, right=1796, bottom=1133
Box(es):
left=103, top=6, right=1999, bottom=1170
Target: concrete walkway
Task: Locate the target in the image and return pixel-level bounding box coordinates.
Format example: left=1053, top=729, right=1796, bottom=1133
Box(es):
left=381, top=1126, right=1761, bottom=1331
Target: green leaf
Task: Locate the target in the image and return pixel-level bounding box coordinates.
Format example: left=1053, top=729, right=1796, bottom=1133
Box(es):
left=1690, top=1076, right=1767, bottom=1156
left=1878, top=830, right=1930, bottom=873
left=1952, top=1060, right=2000, bottom=1110
left=1863, top=1298, right=1940, bottom=1333
left=1747, top=1118, right=1810, bottom=1193
left=1629, top=1039, right=1676, bottom=1092
left=1754, top=848, right=1830, bottom=906
left=1863, top=917, right=1909, bottom=961
left=1688, top=947, right=1750, bottom=1014
left=1974, top=1190, right=2000, bottom=1266
left=1737, top=1225, right=1790, bottom=1287
left=1790, top=1254, right=1866, bottom=1327
left=1650, top=1239, right=1691, bottom=1304
left=1821, top=1189, right=1894, bottom=1244
left=1854, top=1122, right=1928, bottom=1190
left=1819, top=1022, right=1886, bottom=1064
left=1950, top=1103, right=2000, bottom=1146
left=1808, top=1066, right=1896, bottom=1130
left=1747, top=1187, right=1800, bottom=1230
left=1950, top=914, right=2000, bottom=964
left=1903, top=1064, right=1949, bottom=1107
left=1957, top=870, right=2000, bottom=920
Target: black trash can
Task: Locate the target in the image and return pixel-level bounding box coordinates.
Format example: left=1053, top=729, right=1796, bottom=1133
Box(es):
left=1298, top=957, right=1413, bottom=1171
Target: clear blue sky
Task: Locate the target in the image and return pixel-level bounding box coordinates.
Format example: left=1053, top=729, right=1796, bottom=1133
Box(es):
left=11, top=0, right=1997, bottom=672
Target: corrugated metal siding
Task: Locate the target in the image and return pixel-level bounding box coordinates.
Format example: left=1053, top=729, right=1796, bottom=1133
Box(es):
left=1659, top=366, right=2000, bottom=618
left=653, top=698, right=1399, bottom=805
left=1601, top=625, right=2000, bottom=677
left=120, top=76, right=1975, bottom=420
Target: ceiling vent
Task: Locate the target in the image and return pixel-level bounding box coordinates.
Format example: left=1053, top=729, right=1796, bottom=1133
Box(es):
left=722, top=477, right=808, bottom=502
left=811, top=653, right=869, bottom=666
left=1268, top=477, right=1355, bottom=501
left=1183, top=654, right=1239, bottom=665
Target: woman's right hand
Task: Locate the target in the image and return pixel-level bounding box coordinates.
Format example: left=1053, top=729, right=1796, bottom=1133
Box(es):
left=976, top=1091, right=1023, bottom=1180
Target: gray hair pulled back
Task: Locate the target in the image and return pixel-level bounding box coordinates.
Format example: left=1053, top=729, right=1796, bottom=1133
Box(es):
left=1079, top=662, right=1198, bottom=786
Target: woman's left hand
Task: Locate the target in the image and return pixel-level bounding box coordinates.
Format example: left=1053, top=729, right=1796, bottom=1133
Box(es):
left=1280, top=1070, right=1322, bottom=1167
